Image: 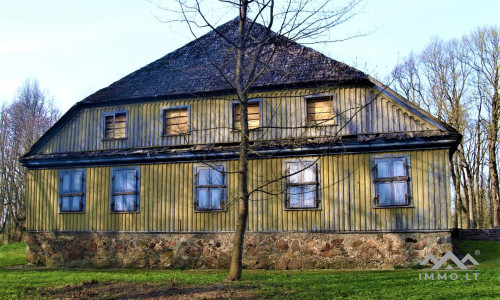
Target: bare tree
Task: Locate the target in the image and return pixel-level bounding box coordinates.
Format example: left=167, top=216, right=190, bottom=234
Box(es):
left=0, top=79, right=60, bottom=242
left=465, top=27, right=500, bottom=227
left=391, top=27, right=500, bottom=229
left=159, top=0, right=364, bottom=280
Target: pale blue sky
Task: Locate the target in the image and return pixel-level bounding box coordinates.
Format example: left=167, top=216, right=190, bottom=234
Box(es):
left=1, top=0, right=499, bottom=113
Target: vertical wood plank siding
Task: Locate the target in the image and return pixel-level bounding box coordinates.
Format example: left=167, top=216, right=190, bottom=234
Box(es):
left=27, top=149, right=450, bottom=232
left=38, top=87, right=435, bottom=154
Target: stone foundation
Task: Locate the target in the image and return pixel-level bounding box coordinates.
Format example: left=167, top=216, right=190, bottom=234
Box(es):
left=25, top=231, right=452, bottom=269
left=452, top=228, right=500, bottom=241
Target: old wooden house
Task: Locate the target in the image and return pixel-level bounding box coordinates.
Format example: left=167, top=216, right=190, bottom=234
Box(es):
left=21, top=19, right=460, bottom=269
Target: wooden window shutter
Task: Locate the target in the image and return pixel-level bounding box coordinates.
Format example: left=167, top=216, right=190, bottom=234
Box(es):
left=233, top=101, right=260, bottom=130
left=114, top=113, right=126, bottom=138
left=306, top=96, right=334, bottom=126
left=164, top=107, right=189, bottom=135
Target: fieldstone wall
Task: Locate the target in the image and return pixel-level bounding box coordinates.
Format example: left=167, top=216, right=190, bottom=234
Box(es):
left=25, top=231, right=452, bottom=269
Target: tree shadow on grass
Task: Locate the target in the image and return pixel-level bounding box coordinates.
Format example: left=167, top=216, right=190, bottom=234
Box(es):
left=40, top=280, right=264, bottom=300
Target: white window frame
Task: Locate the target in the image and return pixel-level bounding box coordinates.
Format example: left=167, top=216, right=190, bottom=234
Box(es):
left=194, top=163, right=227, bottom=211
left=110, top=167, right=140, bottom=213
left=284, top=160, right=321, bottom=210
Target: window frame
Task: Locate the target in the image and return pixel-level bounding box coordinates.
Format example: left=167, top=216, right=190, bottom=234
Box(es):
left=231, top=98, right=262, bottom=132
left=162, top=105, right=191, bottom=136
left=193, top=163, right=227, bottom=212
left=283, top=160, right=321, bottom=210
left=370, top=155, right=413, bottom=208
left=303, top=94, right=337, bottom=127
left=58, top=169, right=86, bottom=213
left=102, top=110, right=128, bottom=141
left=110, top=167, right=141, bottom=213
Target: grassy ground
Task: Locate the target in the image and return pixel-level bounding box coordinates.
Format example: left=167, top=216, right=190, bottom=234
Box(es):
left=0, top=240, right=498, bottom=299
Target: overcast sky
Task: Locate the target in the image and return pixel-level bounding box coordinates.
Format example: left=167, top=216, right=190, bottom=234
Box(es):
left=1, top=0, right=499, bottom=113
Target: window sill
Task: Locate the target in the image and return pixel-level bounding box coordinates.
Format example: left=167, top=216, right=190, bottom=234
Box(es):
left=110, top=211, right=140, bottom=214
left=306, top=123, right=338, bottom=127
left=194, top=209, right=227, bottom=213
left=58, top=211, right=85, bottom=214
left=231, top=128, right=262, bottom=133
left=284, top=207, right=322, bottom=211
left=373, top=205, right=414, bottom=209
left=102, top=138, right=128, bottom=141
left=162, top=132, right=191, bottom=137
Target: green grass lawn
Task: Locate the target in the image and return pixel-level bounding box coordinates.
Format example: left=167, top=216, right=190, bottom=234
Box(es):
left=0, top=240, right=499, bottom=299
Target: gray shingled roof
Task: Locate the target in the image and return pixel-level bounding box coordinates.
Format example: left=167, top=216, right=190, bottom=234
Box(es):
left=83, top=18, right=368, bottom=103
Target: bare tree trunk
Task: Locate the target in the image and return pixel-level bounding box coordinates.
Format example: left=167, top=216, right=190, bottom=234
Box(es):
left=490, top=139, right=500, bottom=226
left=228, top=4, right=250, bottom=281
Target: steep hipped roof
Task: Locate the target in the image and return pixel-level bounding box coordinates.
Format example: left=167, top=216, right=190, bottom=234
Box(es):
left=82, top=18, right=368, bottom=103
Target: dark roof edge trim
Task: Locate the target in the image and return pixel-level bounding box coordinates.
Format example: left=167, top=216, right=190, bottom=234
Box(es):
left=22, top=136, right=459, bottom=169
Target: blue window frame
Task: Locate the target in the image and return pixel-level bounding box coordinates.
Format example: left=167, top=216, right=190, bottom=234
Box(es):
left=285, top=161, right=319, bottom=209
left=111, top=167, right=140, bottom=212
left=372, top=156, right=411, bottom=207
left=194, top=164, right=226, bottom=211
left=231, top=99, right=262, bottom=131
left=58, top=169, right=86, bottom=213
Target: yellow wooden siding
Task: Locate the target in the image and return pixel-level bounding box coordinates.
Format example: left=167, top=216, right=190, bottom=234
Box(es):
left=38, top=87, right=437, bottom=154
left=27, top=150, right=450, bottom=232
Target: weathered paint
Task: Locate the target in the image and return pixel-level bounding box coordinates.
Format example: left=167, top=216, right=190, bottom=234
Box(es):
left=27, top=149, right=450, bottom=232
left=37, top=87, right=437, bottom=155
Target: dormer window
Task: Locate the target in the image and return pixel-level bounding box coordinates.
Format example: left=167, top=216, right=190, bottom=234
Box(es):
left=232, top=99, right=261, bottom=130
left=306, top=96, right=335, bottom=126
left=103, top=111, right=127, bottom=140
left=163, top=106, right=190, bottom=135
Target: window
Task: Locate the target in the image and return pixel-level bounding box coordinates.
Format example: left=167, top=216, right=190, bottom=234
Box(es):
left=232, top=100, right=260, bottom=130
left=194, top=164, right=226, bottom=211
left=306, top=96, right=335, bottom=126
left=58, top=169, right=86, bottom=213
left=285, top=161, right=319, bottom=209
left=103, top=111, right=127, bottom=139
left=372, top=156, right=411, bottom=207
left=163, top=106, right=189, bottom=135
left=111, top=167, right=140, bottom=212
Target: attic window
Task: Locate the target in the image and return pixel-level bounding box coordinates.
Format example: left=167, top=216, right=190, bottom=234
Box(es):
left=163, top=106, right=189, bottom=135
left=372, top=156, right=412, bottom=207
left=232, top=100, right=261, bottom=130
left=306, top=96, right=335, bottom=126
left=103, top=112, right=127, bottom=139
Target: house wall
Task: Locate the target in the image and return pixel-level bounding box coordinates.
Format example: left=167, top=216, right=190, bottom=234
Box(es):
left=26, top=149, right=451, bottom=233
left=37, top=87, right=436, bottom=155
